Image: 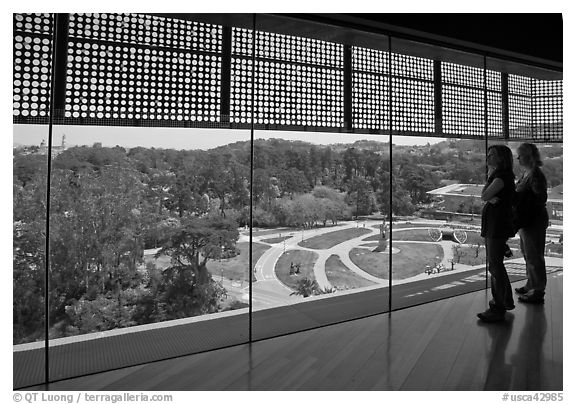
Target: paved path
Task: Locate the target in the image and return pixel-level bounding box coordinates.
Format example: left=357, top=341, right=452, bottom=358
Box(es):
left=247, top=221, right=487, bottom=307
left=148, top=220, right=563, bottom=311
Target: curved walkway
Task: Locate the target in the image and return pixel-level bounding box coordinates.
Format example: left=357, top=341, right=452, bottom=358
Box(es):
left=249, top=221, right=482, bottom=301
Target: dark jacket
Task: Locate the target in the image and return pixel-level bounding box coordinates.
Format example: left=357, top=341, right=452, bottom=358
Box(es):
left=481, top=169, right=516, bottom=238
left=514, top=167, right=548, bottom=230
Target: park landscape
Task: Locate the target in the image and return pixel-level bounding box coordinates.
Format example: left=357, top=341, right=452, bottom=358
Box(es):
left=13, top=134, right=563, bottom=345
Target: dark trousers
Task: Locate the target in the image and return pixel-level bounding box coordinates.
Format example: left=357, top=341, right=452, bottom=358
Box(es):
left=485, top=237, right=514, bottom=312
left=519, top=219, right=548, bottom=296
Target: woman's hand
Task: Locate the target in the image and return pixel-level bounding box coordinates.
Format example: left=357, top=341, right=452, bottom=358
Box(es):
left=488, top=197, right=500, bottom=205
left=487, top=167, right=495, bottom=178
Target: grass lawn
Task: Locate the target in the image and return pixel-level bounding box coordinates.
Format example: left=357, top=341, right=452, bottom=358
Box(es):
left=260, top=236, right=292, bottom=244
left=299, top=227, right=372, bottom=249
left=359, top=242, right=379, bottom=248
left=251, top=228, right=293, bottom=237
left=275, top=250, right=319, bottom=291
left=464, top=231, right=484, bottom=245
left=349, top=242, right=444, bottom=280
left=205, top=242, right=271, bottom=282
left=363, top=228, right=436, bottom=242
left=452, top=246, right=486, bottom=266
left=325, top=254, right=376, bottom=290
left=145, top=242, right=271, bottom=283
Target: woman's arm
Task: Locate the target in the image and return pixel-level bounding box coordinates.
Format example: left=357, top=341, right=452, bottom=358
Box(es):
left=481, top=177, right=504, bottom=201
left=529, top=171, right=548, bottom=205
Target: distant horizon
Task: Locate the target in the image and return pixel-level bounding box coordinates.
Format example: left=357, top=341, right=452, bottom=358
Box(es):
left=13, top=125, right=445, bottom=151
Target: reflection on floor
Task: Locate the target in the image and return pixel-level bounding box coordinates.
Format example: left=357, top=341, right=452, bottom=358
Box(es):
left=27, top=271, right=562, bottom=391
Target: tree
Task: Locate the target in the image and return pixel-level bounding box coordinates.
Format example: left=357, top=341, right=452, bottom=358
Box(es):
left=290, top=277, right=320, bottom=297
left=347, top=176, right=378, bottom=217
left=149, top=216, right=239, bottom=318
left=13, top=165, right=47, bottom=343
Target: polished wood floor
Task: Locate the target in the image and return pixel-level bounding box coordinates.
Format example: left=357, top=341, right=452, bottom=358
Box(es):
left=29, top=272, right=562, bottom=391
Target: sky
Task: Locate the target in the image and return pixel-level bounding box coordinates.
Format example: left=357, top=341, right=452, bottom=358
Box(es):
left=12, top=124, right=444, bottom=150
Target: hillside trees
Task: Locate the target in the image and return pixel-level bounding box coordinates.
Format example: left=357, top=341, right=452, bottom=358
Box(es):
left=14, top=137, right=561, bottom=344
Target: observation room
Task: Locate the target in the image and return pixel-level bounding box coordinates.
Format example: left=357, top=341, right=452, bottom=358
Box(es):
left=13, top=13, right=563, bottom=391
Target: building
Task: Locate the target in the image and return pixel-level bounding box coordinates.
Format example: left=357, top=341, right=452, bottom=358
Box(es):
left=427, top=183, right=484, bottom=214
left=427, top=183, right=564, bottom=222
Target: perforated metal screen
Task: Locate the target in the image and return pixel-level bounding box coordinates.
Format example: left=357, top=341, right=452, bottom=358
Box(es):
left=231, top=28, right=344, bottom=129
left=391, top=54, right=435, bottom=134
left=64, top=13, right=222, bottom=126
left=508, top=75, right=563, bottom=141
left=352, top=47, right=390, bottom=131
left=13, top=12, right=562, bottom=142
left=532, top=79, right=563, bottom=142
left=13, top=13, right=54, bottom=122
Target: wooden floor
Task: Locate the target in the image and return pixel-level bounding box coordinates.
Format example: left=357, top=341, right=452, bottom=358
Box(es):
left=28, top=272, right=562, bottom=391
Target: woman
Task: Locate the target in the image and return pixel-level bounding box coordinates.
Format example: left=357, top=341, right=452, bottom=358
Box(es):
left=478, top=145, right=516, bottom=322
left=514, top=143, right=549, bottom=304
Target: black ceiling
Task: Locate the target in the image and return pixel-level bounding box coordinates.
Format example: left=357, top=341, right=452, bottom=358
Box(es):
left=305, top=13, right=563, bottom=65
left=155, top=13, right=563, bottom=78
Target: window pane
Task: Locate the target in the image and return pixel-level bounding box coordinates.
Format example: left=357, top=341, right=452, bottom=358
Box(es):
left=13, top=12, right=54, bottom=388
left=390, top=136, right=489, bottom=311
left=43, top=126, right=251, bottom=382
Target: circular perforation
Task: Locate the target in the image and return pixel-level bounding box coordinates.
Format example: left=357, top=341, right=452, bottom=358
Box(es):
left=230, top=57, right=253, bottom=124
left=392, top=53, right=433, bottom=81
left=65, top=41, right=221, bottom=121
left=353, top=72, right=389, bottom=130
left=255, top=31, right=342, bottom=68
left=254, top=61, right=343, bottom=127
left=508, top=74, right=531, bottom=96
left=487, top=92, right=503, bottom=136
left=533, top=79, right=562, bottom=97
left=509, top=95, right=532, bottom=138
left=231, top=57, right=343, bottom=127
left=442, top=62, right=484, bottom=89
left=392, top=78, right=435, bottom=132
left=13, top=13, right=53, bottom=35
left=232, top=27, right=253, bottom=57
left=442, top=86, right=485, bottom=137
left=69, top=13, right=221, bottom=53
left=352, top=47, right=389, bottom=74
left=13, top=14, right=53, bottom=119
left=532, top=79, right=562, bottom=140
left=486, top=70, right=501, bottom=92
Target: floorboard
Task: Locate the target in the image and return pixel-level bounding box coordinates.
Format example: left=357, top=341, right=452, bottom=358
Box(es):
left=26, top=273, right=562, bottom=391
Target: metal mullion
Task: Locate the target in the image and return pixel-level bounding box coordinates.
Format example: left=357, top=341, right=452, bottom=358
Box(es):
left=13, top=30, right=54, bottom=41
left=236, top=53, right=342, bottom=72
left=387, top=36, right=393, bottom=312
left=45, top=11, right=69, bottom=386
left=343, top=44, right=352, bottom=131
left=483, top=55, right=489, bottom=290
left=501, top=73, right=509, bottom=140
left=220, top=26, right=232, bottom=125
left=68, top=36, right=221, bottom=60
left=248, top=13, right=256, bottom=345
left=434, top=60, right=443, bottom=136
left=443, top=81, right=487, bottom=93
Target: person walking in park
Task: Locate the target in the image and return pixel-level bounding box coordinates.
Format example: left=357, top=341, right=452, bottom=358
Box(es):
left=478, top=145, right=517, bottom=322
left=514, top=143, right=549, bottom=304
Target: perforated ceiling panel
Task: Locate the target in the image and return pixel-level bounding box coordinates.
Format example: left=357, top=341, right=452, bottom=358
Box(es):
left=64, top=13, right=222, bottom=125
left=441, top=62, right=503, bottom=138
left=231, top=28, right=344, bottom=129
left=13, top=13, right=54, bottom=122
left=391, top=53, right=434, bottom=134
left=12, top=13, right=562, bottom=142
left=508, top=75, right=532, bottom=139
left=442, top=63, right=485, bottom=137
left=532, top=79, right=562, bottom=142
left=352, top=47, right=390, bottom=131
